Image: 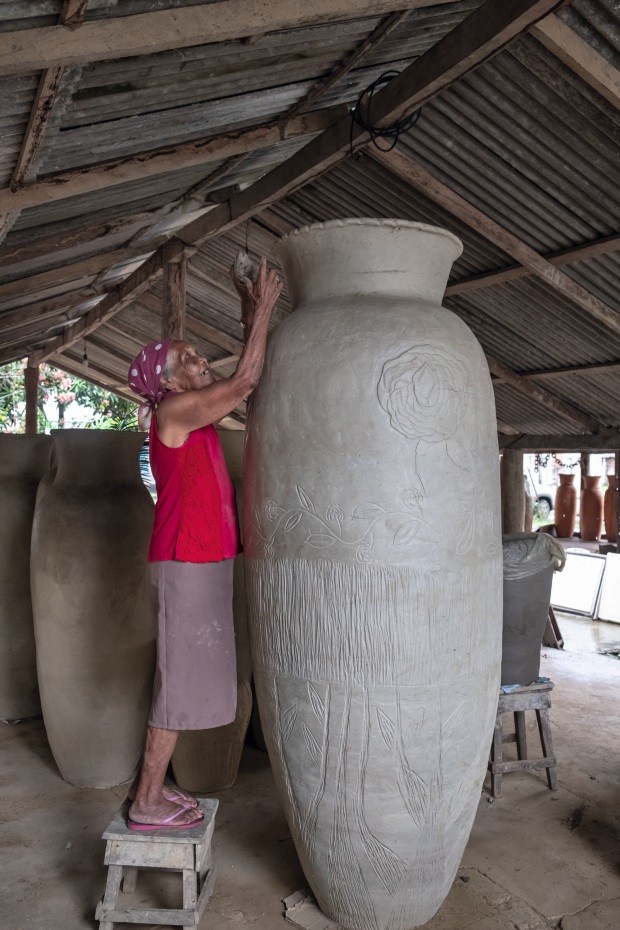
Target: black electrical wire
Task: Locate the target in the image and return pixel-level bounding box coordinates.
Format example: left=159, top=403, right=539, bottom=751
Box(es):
left=349, top=69, right=422, bottom=159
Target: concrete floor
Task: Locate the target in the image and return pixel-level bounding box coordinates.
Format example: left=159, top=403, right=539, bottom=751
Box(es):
left=1, top=619, right=618, bottom=930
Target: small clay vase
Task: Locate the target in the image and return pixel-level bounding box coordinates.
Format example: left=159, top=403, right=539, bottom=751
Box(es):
left=603, top=475, right=617, bottom=543
left=554, top=473, right=576, bottom=538
left=580, top=475, right=604, bottom=541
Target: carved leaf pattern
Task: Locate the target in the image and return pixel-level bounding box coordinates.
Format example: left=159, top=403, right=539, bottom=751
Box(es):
left=302, top=721, right=322, bottom=765
left=306, top=534, right=337, bottom=549
left=280, top=704, right=297, bottom=743
left=352, top=503, right=386, bottom=519
left=393, top=521, right=420, bottom=547
left=296, top=486, right=315, bottom=511
left=456, top=507, right=475, bottom=556
left=283, top=511, right=303, bottom=532
left=376, top=707, right=396, bottom=751
left=308, top=682, right=326, bottom=720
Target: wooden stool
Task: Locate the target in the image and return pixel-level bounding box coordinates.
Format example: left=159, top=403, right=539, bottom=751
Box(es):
left=95, top=798, right=218, bottom=929
left=487, top=680, right=558, bottom=799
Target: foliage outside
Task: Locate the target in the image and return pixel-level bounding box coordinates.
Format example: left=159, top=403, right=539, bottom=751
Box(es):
left=0, top=360, right=138, bottom=432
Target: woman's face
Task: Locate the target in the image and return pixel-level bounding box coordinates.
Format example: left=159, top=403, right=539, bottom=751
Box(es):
left=163, top=341, right=214, bottom=392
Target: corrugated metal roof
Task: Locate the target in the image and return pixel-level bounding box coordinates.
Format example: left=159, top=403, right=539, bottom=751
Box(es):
left=0, top=2, right=618, bottom=439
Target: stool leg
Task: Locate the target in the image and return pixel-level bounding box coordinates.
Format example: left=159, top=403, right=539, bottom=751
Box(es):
left=122, top=866, right=138, bottom=894
left=183, top=868, right=198, bottom=922
left=536, top=707, right=558, bottom=790
left=514, top=711, right=527, bottom=760
left=490, top=716, right=503, bottom=799
left=99, top=864, right=123, bottom=930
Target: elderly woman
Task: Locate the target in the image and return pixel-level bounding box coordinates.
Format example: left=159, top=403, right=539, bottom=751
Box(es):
left=126, top=257, right=282, bottom=829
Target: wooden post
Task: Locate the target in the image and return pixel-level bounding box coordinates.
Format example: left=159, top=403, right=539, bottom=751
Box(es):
left=161, top=249, right=186, bottom=341
left=24, top=363, right=39, bottom=434
left=500, top=450, right=525, bottom=534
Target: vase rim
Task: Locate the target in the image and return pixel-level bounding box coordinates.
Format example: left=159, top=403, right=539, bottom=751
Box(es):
left=280, top=217, right=463, bottom=252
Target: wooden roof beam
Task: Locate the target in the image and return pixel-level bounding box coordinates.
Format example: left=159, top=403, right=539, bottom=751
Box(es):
left=0, top=1, right=448, bottom=76
left=499, top=432, right=620, bottom=453
left=487, top=354, right=601, bottom=433
left=517, top=359, right=620, bottom=380
left=446, top=232, right=620, bottom=296
left=0, top=110, right=340, bottom=214
left=27, top=0, right=564, bottom=364
left=531, top=14, right=620, bottom=108
left=372, top=148, right=620, bottom=338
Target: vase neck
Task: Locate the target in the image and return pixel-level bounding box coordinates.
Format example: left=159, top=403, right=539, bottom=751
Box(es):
left=278, top=220, right=463, bottom=306
left=53, top=430, right=146, bottom=485
left=0, top=435, right=53, bottom=480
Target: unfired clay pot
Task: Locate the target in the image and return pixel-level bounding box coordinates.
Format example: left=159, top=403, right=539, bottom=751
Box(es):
left=581, top=475, right=603, bottom=541
left=31, top=430, right=155, bottom=788
left=501, top=533, right=565, bottom=686
left=554, top=473, right=576, bottom=538
left=172, top=428, right=253, bottom=793
left=244, top=220, right=503, bottom=930
left=603, top=476, right=617, bottom=543
left=0, top=435, right=53, bottom=720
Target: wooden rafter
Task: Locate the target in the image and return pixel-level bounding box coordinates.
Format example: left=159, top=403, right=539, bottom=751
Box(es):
left=487, top=354, right=601, bottom=432
left=445, top=232, right=620, bottom=296
left=280, top=9, right=412, bottom=126
left=0, top=0, right=448, bottom=76
left=531, top=14, right=620, bottom=108
left=0, top=250, right=133, bottom=302
left=24, top=0, right=566, bottom=366
left=372, top=147, right=620, bottom=338
left=0, top=110, right=340, bottom=214
left=500, top=433, right=620, bottom=452
left=517, top=359, right=620, bottom=380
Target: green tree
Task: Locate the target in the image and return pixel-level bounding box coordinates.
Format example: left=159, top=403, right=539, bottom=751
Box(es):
left=0, top=360, right=138, bottom=432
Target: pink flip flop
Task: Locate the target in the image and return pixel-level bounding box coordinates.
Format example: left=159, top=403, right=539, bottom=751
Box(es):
left=128, top=807, right=204, bottom=832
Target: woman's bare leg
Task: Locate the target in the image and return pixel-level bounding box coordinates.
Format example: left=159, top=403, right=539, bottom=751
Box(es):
left=128, top=727, right=201, bottom=825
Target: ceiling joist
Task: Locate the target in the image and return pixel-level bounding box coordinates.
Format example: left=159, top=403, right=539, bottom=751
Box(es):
left=0, top=0, right=447, bottom=76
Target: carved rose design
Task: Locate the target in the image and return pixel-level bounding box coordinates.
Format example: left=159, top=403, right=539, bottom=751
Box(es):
left=377, top=345, right=469, bottom=443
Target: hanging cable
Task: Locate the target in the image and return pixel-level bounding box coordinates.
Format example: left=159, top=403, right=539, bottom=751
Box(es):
left=349, top=69, right=422, bottom=159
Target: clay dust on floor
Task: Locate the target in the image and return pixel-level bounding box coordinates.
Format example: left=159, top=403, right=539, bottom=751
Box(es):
left=0, top=632, right=619, bottom=930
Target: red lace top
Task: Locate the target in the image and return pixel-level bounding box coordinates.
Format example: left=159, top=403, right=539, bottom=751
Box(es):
left=148, top=409, right=241, bottom=563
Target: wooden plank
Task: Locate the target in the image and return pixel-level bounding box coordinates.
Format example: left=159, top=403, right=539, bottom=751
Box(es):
left=29, top=244, right=183, bottom=365
left=11, top=66, right=66, bottom=188
left=372, top=148, right=620, bottom=338
left=26, top=0, right=562, bottom=362
left=531, top=14, right=620, bottom=108
left=0, top=291, right=95, bottom=333
left=499, top=433, right=620, bottom=453
left=0, top=250, right=131, bottom=300
left=501, top=449, right=525, bottom=533
left=0, top=110, right=340, bottom=213
left=0, top=0, right=445, bottom=75
left=487, top=354, right=601, bottom=432
left=518, top=359, right=620, bottom=380
left=162, top=252, right=186, bottom=340
left=445, top=233, right=620, bottom=296
left=281, top=9, right=412, bottom=125
left=60, top=0, right=89, bottom=29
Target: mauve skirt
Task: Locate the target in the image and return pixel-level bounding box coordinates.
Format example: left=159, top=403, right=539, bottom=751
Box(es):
left=148, top=560, right=237, bottom=730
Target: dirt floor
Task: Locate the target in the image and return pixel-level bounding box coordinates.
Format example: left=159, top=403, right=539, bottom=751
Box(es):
left=1, top=615, right=618, bottom=930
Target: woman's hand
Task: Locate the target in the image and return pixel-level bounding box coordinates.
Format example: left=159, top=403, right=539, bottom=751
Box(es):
left=230, top=256, right=283, bottom=341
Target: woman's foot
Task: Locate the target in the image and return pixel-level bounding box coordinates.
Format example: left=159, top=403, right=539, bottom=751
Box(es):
left=126, top=782, right=200, bottom=809
left=128, top=795, right=203, bottom=827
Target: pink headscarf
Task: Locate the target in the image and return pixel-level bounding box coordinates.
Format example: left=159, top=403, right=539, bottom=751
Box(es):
left=127, top=340, right=172, bottom=429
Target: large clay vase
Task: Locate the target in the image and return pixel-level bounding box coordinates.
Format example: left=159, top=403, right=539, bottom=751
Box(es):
left=172, top=428, right=253, bottom=793
left=0, top=435, right=53, bottom=720
left=604, top=476, right=617, bottom=543
left=501, top=533, right=565, bottom=686
left=555, top=473, right=577, bottom=538
left=581, top=475, right=604, bottom=541
left=31, top=430, right=155, bottom=788
left=244, top=220, right=503, bottom=930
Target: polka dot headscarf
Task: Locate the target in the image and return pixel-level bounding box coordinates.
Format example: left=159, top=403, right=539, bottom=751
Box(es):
left=127, top=340, right=172, bottom=429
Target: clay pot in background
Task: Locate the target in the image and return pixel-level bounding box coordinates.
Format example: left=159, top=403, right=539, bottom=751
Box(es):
left=0, top=435, right=53, bottom=720
left=172, top=428, right=253, bottom=793
left=581, top=475, right=604, bottom=541
left=31, top=430, right=155, bottom=788
left=244, top=220, right=502, bottom=930
left=554, top=473, right=577, bottom=538
left=501, top=534, right=565, bottom=686
left=604, top=475, right=617, bottom=543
